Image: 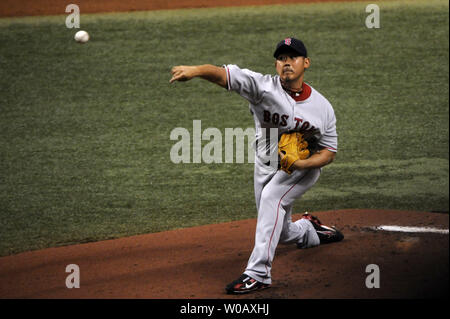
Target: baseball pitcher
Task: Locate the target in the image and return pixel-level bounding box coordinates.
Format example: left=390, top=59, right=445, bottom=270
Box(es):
left=170, top=37, right=344, bottom=294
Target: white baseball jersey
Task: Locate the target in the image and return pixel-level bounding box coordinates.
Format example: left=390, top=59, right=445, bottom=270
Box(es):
left=224, top=64, right=338, bottom=164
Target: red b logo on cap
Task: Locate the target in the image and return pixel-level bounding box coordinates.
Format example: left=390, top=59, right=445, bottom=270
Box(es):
left=284, top=38, right=291, bottom=45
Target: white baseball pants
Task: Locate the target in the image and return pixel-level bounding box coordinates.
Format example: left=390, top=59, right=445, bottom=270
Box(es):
left=244, top=156, right=321, bottom=284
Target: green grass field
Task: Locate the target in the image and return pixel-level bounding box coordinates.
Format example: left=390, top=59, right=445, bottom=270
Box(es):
left=0, top=0, right=448, bottom=256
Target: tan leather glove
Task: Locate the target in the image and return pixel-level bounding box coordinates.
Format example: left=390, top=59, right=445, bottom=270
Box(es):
left=278, top=132, right=310, bottom=174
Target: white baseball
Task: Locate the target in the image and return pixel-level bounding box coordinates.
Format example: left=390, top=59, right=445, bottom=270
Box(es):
left=74, top=30, right=90, bottom=44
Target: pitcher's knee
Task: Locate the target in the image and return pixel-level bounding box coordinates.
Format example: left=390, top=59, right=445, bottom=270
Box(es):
left=296, top=219, right=320, bottom=249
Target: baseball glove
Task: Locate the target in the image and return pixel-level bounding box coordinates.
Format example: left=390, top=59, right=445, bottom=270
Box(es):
left=278, top=132, right=310, bottom=174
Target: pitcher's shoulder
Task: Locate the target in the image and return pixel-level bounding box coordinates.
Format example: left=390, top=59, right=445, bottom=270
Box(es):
left=309, top=85, right=335, bottom=109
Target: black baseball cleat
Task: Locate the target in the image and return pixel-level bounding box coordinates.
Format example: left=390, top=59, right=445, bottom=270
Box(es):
left=300, top=213, right=344, bottom=244
left=225, top=274, right=271, bottom=294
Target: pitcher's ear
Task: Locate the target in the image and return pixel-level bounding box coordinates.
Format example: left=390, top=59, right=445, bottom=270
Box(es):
left=304, top=57, right=311, bottom=69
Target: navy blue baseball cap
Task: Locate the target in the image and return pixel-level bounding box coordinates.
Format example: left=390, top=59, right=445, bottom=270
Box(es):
left=273, top=37, right=308, bottom=58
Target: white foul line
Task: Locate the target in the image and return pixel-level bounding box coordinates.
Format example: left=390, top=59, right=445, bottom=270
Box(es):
left=374, top=225, right=449, bottom=235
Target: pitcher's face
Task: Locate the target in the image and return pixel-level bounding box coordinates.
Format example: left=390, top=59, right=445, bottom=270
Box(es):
left=275, top=53, right=310, bottom=84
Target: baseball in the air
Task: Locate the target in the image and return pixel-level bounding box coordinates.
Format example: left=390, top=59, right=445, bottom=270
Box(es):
left=74, top=30, right=89, bottom=43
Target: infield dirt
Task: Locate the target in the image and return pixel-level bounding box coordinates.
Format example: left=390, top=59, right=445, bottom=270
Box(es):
left=0, top=0, right=362, bottom=17
left=0, top=210, right=448, bottom=298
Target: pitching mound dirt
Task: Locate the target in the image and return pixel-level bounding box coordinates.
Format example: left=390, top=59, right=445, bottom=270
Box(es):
left=0, top=209, right=448, bottom=299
